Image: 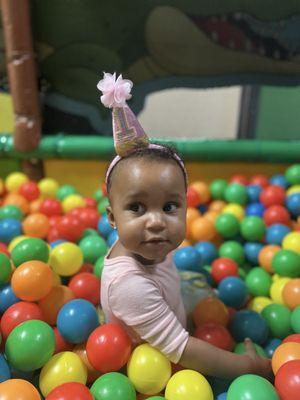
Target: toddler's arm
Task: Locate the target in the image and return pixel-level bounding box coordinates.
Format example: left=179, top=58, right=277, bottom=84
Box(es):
left=179, top=336, right=272, bottom=380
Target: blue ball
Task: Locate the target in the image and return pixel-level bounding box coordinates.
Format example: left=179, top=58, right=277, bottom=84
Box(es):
left=286, top=193, right=300, bottom=217
left=217, top=393, right=228, bottom=400
left=247, top=185, right=262, bottom=203
left=244, top=242, right=264, bottom=265
left=0, top=284, right=20, bottom=313
left=57, top=299, right=99, bottom=343
left=218, top=277, right=248, bottom=308
left=0, top=218, right=22, bottom=244
left=194, top=241, right=218, bottom=266
left=270, top=174, right=289, bottom=189
left=197, top=204, right=208, bottom=213
left=97, top=214, right=114, bottom=238
left=266, top=224, right=291, bottom=245
left=264, top=338, right=282, bottom=358
left=229, top=310, right=269, bottom=345
left=245, top=203, right=265, bottom=218
left=0, top=353, right=11, bottom=383
left=173, top=246, right=201, bottom=271
left=107, top=229, right=118, bottom=247
left=50, top=239, right=66, bottom=248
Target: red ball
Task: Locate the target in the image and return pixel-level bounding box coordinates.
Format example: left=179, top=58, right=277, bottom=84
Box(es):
left=282, top=334, right=300, bottom=344
left=46, top=382, right=93, bottom=400
left=40, top=198, right=63, bottom=217
left=19, top=181, right=40, bottom=202
left=211, top=257, right=239, bottom=283
left=263, top=205, right=290, bottom=226
left=47, top=227, right=62, bottom=243
left=57, top=215, right=85, bottom=242
left=49, top=215, right=62, bottom=228
left=230, top=175, right=248, bottom=186
left=68, top=272, right=100, bottom=306
left=85, top=197, right=97, bottom=209
left=78, top=263, right=94, bottom=274
left=187, top=187, right=201, bottom=208
left=260, top=185, right=285, bottom=208
left=53, top=327, right=74, bottom=354
left=0, top=242, right=10, bottom=257
left=77, top=208, right=99, bottom=229
left=0, top=301, right=44, bottom=340
left=249, top=175, right=269, bottom=188
left=194, top=322, right=234, bottom=351
left=275, top=360, right=300, bottom=400
left=86, top=323, right=132, bottom=373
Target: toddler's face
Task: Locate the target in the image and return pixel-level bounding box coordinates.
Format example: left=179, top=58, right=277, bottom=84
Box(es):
left=107, top=159, right=187, bottom=264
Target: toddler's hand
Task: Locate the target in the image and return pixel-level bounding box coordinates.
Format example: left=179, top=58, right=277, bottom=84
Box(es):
left=244, top=338, right=273, bottom=381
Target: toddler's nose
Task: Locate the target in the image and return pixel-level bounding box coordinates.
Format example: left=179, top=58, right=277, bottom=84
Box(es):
left=146, top=212, right=166, bottom=231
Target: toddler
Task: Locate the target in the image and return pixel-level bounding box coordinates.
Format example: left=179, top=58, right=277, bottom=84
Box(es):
left=99, top=72, right=272, bottom=379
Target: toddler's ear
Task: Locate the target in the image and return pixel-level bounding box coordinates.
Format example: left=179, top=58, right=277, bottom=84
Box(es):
left=106, top=205, right=116, bottom=228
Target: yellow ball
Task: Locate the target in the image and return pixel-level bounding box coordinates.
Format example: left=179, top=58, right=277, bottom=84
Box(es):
left=165, top=370, right=213, bottom=400
left=282, top=232, right=300, bottom=254
left=127, top=344, right=171, bottom=395
left=8, top=235, right=28, bottom=252
left=248, top=296, right=273, bottom=313
left=5, top=172, right=28, bottom=193
left=39, top=351, right=87, bottom=397
left=62, top=194, right=85, bottom=213
left=38, top=178, right=59, bottom=198
left=50, top=242, right=83, bottom=276
left=270, top=277, right=291, bottom=304
left=287, top=185, right=300, bottom=196
left=222, top=203, right=245, bottom=221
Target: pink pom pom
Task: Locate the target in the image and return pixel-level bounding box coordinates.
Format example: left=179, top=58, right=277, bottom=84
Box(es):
left=97, top=72, right=133, bottom=108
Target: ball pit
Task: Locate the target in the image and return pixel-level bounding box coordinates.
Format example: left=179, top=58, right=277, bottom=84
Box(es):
left=1, top=165, right=300, bottom=398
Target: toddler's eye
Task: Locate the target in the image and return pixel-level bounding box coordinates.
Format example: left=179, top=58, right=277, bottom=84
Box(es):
left=129, top=203, right=144, bottom=213
left=164, top=202, right=178, bottom=212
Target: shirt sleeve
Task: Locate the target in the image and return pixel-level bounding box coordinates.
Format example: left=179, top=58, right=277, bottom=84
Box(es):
left=109, top=272, right=189, bottom=363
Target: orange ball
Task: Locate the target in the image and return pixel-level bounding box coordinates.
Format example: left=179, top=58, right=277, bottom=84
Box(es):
left=282, top=279, right=300, bottom=310
left=193, top=296, right=229, bottom=327
left=209, top=200, right=226, bottom=213
left=204, top=210, right=219, bottom=224
left=38, top=285, right=75, bottom=325
left=11, top=260, right=53, bottom=302
left=22, top=212, right=50, bottom=238
left=272, top=342, right=300, bottom=374
left=190, top=217, right=216, bottom=242
left=0, top=379, right=41, bottom=400
left=30, top=198, right=43, bottom=213
left=258, top=245, right=280, bottom=273
left=73, top=343, right=102, bottom=383
left=191, top=181, right=210, bottom=204
left=3, top=193, right=29, bottom=214
left=179, top=239, right=191, bottom=248
left=186, top=207, right=201, bottom=226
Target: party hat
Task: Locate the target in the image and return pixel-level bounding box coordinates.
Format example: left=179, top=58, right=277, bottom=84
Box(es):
left=97, top=72, right=149, bottom=157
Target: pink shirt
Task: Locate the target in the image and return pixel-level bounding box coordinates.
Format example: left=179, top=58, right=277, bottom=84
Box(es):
left=101, top=248, right=189, bottom=363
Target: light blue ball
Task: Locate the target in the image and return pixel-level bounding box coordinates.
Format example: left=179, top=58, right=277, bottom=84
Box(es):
left=244, top=242, right=264, bottom=265
left=0, top=353, right=11, bottom=382
left=270, top=174, right=289, bottom=189
left=217, top=393, right=228, bottom=400
left=0, top=218, right=22, bottom=243
left=286, top=193, right=300, bottom=217
left=107, top=229, right=118, bottom=247
left=173, top=246, right=201, bottom=271
left=218, top=277, right=248, bottom=308
left=247, top=185, right=262, bottom=203
left=50, top=239, right=66, bottom=248
left=97, top=214, right=114, bottom=238
left=57, top=299, right=99, bottom=343
left=194, top=241, right=218, bottom=266
left=0, top=284, right=20, bottom=313
left=245, top=203, right=265, bottom=218
left=266, top=224, right=291, bottom=245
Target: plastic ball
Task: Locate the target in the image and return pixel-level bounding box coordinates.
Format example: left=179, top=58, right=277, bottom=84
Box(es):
left=173, top=246, right=201, bottom=271
left=53, top=326, right=74, bottom=354
left=97, top=197, right=109, bottom=215
left=127, top=344, right=171, bottom=395
left=0, top=252, right=11, bottom=284
left=50, top=242, right=83, bottom=276
left=77, top=208, right=99, bottom=229
left=260, top=185, right=285, bottom=207
left=245, top=267, right=272, bottom=297
left=291, top=306, right=300, bottom=333
left=227, top=374, right=279, bottom=400
left=219, top=241, right=245, bottom=266
left=186, top=186, right=201, bottom=208
left=234, top=342, right=266, bottom=358
left=86, top=323, right=131, bottom=373
left=0, top=284, right=20, bottom=313
left=211, top=258, right=238, bottom=283
left=222, top=204, right=245, bottom=221
left=263, top=205, right=290, bottom=226
left=248, top=296, right=273, bottom=314
left=210, top=179, right=227, bottom=200
left=94, top=255, right=105, bottom=278
left=57, top=185, right=77, bottom=201
left=68, top=272, right=100, bottom=306
left=193, top=297, right=229, bottom=327
left=39, top=351, right=87, bottom=397
left=229, top=310, right=269, bottom=344
left=282, top=232, right=300, bottom=255
left=250, top=175, right=269, bottom=188
left=19, top=180, right=40, bottom=202
left=266, top=224, right=290, bottom=245
left=90, top=372, right=136, bottom=400
left=3, top=193, right=29, bottom=215
left=0, top=204, right=23, bottom=220
left=286, top=193, right=300, bottom=217
left=209, top=200, right=226, bottom=213
left=62, top=194, right=85, bottom=213
left=38, top=178, right=59, bottom=198
left=245, top=202, right=265, bottom=218
left=57, top=214, right=85, bottom=242
left=194, top=241, right=218, bottom=266
left=22, top=212, right=50, bottom=238
left=215, top=213, right=239, bottom=238
left=264, top=338, right=282, bottom=358
left=272, top=342, right=300, bottom=374
left=107, top=229, right=118, bottom=247
left=217, top=394, right=228, bottom=400
left=5, top=320, right=55, bottom=371
left=286, top=164, right=300, bottom=185
left=0, top=218, right=22, bottom=243
left=261, top=303, right=292, bottom=339
left=11, top=237, right=49, bottom=267
left=46, top=382, right=93, bottom=400
left=283, top=334, right=300, bottom=344
left=275, top=359, right=300, bottom=400
left=165, top=370, right=213, bottom=400
left=40, top=198, right=62, bottom=217
left=0, top=353, right=11, bottom=383
left=73, top=343, right=101, bottom=384
left=270, top=174, right=289, bottom=189
left=79, top=235, right=108, bottom=263
left=244, top=242, right=264, bottom=265
left=5, top=172, right=28, bottom=193
left=247, top=185, right=262, bottom=203
left=224, top=184, right=248, bottom=205
left=218, top=277, right=248, bottom=308
left=0, top=379, right=41, bottom=400
left=258, top=244, right=280, bottom=273
left=270, top=277, right=291, bottom=304
left=282, top=279, right=300, bottom=309
left=240, top=216, right=265, bottom=241
left=97, top=214, right=114, bottom=238
left=190, top=217, right=216, bottom=242
left=194, top=323, right=234, bottom=351
left=272, top=249, right=300, bottom=278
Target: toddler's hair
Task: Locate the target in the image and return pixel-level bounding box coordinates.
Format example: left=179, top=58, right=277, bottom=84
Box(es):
left=106, top=143, right=187, bottom=193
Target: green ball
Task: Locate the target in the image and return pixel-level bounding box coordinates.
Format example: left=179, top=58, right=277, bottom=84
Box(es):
left=224, top=183, right=248, bottom=205
left=272, top=249, right=300, bottom=277
left=91, top=372, right=136, bottom=400
left=5, top=320, right=55, bottom=371
left=0, top=253, right=11, bottom=284
left=209, top=179, right=227, bottom=200
left=245, top=267, right=272, bottom=297
left=94, top=255, right=105, bottom=278
left=261, top=304, right=292, bottom=339
left=11, top=238, right=49, bottom=267
left=93, top=188, right=104, bottom=202
left=234, top=342, right=267, bottom=358
left=79, top=236, right=108, bottom=263
left=285, top=164, right=300, bottom=185
left=98, top=197, right=109, bottom=215
left=219, top=241, right=245, bottom=266
left=82, top=228, right=99, bottom=238
left=0, top=205, right=23, bottom=220
left=291, top=306, right=300, bottom=333
left=56, top=184, right=77, bottom=201
left=215, top=213, right=240, bottom=238
left=227, top=374, right=279, bottom=400
left=147, top=397, right=165, bottom=400
left=240, top=216, right=265, bottom=241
